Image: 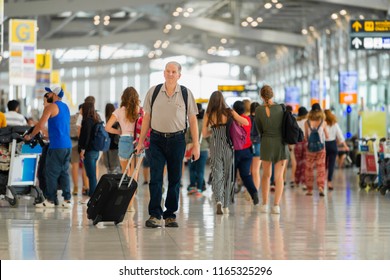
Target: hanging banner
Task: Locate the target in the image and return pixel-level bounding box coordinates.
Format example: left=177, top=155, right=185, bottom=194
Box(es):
left=310, top=80, right=326, bottom=108
left=284, top=86, right=300, bottom=113
left=339, top=71, right=358, bottom=104
left=35, top=52, right=52, bottom=98
left=9, top=19, right=37, bottom=86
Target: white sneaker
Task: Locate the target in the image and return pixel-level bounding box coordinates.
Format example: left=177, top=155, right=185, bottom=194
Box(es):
left=260, top=204, right=268, bottom=213
left=271, top=205, right=280, bottom=214
left=222, top=207, right=229, bottom=215
left=35, top=199, right=55, bottom=208
left=62, top=200, right=72, bottom=209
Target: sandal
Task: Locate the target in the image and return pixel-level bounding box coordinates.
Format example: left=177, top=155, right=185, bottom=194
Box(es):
left=319, top=188, right=325, bottom=197
left=82, top=188, right=89, bottom=196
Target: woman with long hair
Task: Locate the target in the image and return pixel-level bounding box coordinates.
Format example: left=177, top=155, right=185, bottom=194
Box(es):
left=202, top=91, right=248, bottom=215
left=254, top=85, right=289, bottom=214
left=79, top=102, right=100, bottom=197
left=304, top=103, right=329, bottom=196
left=105, top=87, right=140, bottom=175
left=324, top=109, right=349, bottom=190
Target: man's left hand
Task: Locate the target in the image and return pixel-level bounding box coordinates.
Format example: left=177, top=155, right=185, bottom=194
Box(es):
left=191, top=143, right=200, bottom=161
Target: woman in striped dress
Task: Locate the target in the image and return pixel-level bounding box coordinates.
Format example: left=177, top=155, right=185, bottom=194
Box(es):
left=202, top=91, right=249, bottom=215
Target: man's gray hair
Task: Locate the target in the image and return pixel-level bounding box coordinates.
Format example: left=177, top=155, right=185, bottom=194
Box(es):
left=166, top=61, right=182, bottom=73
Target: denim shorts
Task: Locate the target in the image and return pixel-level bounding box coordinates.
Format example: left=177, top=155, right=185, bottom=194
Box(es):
left=253, top=143, right=260, bottom=157
left=118, top=136, right=134, bottom=160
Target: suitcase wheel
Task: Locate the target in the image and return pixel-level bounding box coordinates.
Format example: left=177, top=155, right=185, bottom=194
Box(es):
left=93, top=215, right=102, bottom=226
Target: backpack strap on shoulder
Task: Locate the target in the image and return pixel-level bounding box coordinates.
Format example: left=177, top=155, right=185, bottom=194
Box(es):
left=180, top=85, right=188, bottom=130
left=307, top=120, right=313, bottom=131
left=151, top=83, right=163, bottom=113
left=317, top=119, right=323, bottom=129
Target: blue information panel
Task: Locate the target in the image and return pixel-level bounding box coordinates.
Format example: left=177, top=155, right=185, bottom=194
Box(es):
left=284, top=87, right=300, bottom=113
left=310, top=80, right=326, bottom=103
left=339, top=71, right=358, bottom=104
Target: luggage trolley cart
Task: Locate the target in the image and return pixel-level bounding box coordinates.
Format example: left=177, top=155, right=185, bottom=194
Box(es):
left=357, top=138, right=379, bottom=190
left=0, top=126, right=45, bottom=207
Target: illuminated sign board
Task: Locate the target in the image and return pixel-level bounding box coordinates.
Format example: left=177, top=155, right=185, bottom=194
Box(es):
left=284, top=87, right=300, bottom=113
left=339, top=71, right=358, bottom=104
left=350, top=20, right=390, bottom=50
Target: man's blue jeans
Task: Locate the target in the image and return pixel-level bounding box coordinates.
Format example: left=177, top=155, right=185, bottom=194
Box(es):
left=83, top=150, right=100, bottom=196
left=45, top=148, right=71, bottom=202
left=149, top=131, right=186, bottom=220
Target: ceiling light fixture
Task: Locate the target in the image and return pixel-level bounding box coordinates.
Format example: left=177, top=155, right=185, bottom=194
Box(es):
left=264, top=3, right=272, bottom=9
left=340, top=10, right=347, bottom=16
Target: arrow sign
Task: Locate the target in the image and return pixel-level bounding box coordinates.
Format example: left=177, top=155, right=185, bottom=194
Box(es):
left=352, top=21, right=363, bottom=32
left=352, top=37, right=362, bottom=48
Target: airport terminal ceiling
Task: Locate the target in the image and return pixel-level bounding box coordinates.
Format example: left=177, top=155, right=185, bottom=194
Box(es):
left=0, top=0, right=389, bottom=71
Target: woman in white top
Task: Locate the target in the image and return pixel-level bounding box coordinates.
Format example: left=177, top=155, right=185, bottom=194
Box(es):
left=105, top=87, right=140, bottom=176
left=324, top=109, right=349, bottom=190
left=304, top=103, right=329, bottom=196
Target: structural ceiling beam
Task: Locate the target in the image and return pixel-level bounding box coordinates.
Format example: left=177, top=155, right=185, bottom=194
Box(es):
left=4, top=0, right=185, bottom=17
left=38, top=29, right=162, bottom=49
left=177, top=17, right=307, bottom=48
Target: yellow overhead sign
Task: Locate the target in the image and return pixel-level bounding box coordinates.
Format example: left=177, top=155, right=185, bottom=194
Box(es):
left=36, top=53, right=52, bottom=70
left=351, top=20, right=390, bottom=33
left=10, top=19, right=36, bottom=44
left=218, top=85, right=245, bottom=92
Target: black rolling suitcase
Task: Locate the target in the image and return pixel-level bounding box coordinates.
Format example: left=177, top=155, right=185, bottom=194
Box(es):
left=87, top=151, right=143, bottom=225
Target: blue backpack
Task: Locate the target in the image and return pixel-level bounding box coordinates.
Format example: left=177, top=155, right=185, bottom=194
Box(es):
left=307, top=120, right=324, bottom=152
left=91, top=122, right=111, bottom=152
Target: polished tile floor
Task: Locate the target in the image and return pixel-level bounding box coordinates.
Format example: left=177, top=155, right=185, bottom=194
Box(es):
left=1, top=165, right=390, bottom=260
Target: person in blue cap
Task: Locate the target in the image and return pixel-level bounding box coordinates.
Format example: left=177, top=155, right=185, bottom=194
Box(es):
left=24, top=86, right=73, bottom=208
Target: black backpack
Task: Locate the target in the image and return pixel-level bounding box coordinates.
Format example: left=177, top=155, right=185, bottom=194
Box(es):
left=151, top=84, right=188, bottom=129
left=281, top=104, right=304, bottom=145
left=91, top=122, right=111, bottom=152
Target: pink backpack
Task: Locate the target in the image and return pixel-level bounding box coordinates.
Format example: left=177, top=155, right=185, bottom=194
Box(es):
left=227, top=118, right=247, bottom=150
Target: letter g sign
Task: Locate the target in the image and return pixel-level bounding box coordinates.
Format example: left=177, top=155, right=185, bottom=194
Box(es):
left=16, top=23, right=30, bottom=41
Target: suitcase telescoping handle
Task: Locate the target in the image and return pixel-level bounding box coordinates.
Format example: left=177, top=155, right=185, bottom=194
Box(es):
left=118, top=150, right=144, bottom=188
